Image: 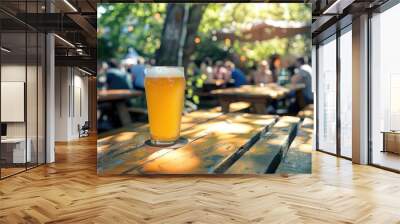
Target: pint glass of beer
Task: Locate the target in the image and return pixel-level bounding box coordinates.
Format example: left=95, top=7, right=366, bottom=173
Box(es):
left=144, top=66, right=185, bottom=146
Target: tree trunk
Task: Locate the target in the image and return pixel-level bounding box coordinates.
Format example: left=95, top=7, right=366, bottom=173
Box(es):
left=182, top=4, right=207, bottom=68
left=156, top=4, right=185, bottom=66
left=156, top=3, right=207, bottom=67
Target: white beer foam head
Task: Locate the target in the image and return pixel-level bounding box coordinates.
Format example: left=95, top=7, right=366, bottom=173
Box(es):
left=145, top=66, right=184, bottom=78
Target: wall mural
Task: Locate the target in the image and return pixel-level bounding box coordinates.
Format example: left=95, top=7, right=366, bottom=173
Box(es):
left=97, top=3, right=313, bottom=175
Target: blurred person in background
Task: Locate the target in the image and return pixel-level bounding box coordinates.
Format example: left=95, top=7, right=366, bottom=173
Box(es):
left=277, top=58, right=291, bottom=86
left=270, top=55, right=291, bottom=114
left=106, top=59, right=132, bottom=89
left=217, top=64, right=231, bottom=84
left=270, top=54, right=281, bottom=83
left=130, top=57, right=146, bottom=91
left=225, top=60, right=247, bottom=87
left=287, top=63, right=297, bottom=80
left=291, top=57, right=313, bottom=104
left=212, top=61, right=230, bottom=86
left=201, top=58, right=215, bottom=84
left=97, top=62, right=108, bottom=90
left=213, top=60, right=223, bottom=75
left=248, top=64, right=257, bottom=84
left=253, top=60, right=274, bottom=85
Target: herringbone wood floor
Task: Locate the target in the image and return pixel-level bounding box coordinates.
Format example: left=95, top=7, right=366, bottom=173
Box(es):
left=1, top=135, right=400, bottom=223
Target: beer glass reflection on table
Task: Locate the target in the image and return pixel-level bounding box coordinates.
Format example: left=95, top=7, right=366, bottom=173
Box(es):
left=144, top=66, right=186, bottom=146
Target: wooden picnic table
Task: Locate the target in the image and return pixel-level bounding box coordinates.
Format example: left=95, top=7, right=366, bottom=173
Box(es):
left=97, top=110, right=309, bottom=175
left=97, top=89, right=143, bottom=126
left=210, top=83, right=305, bottom=114
left=97, top=89, right=142, bottom=102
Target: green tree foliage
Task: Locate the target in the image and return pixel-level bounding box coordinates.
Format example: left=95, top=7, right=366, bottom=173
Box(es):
left=195, top=3, right=311, bottom=67
left=98, top=3, right=311, bottom=62
left=98, top=3, right=166, bottom=60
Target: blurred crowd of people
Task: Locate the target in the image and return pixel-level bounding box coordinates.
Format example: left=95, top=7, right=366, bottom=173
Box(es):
left=98, top=53, right=313, bottom=108
left=196, top=54, right=313, bottom=104
left=98, top=57, right=150, bottom=91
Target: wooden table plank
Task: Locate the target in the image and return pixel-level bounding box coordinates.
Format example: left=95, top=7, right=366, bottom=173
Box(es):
left=208, top=101, right=251, bottom=113
left=276, top=117, right=313, bottom=174
left=226, top=116, right=301, bottom=174
left=98, top=113, right=276, bottom=175
left=210, top=84, right=291, bottom=114
left=98, top=111, right=222, bottom=172
left=211, top=84, right=305, bottom=114
left=97, top=122, right=146, bottom=139
left=98, top=111, right=222, bottom=141
left=135, top=114, right=277, bottom=174
left=97, top=89, right=142, bottom=102
left=97, top=111, right=223, bottom=173
left=211, top=84, right=290, bottom=99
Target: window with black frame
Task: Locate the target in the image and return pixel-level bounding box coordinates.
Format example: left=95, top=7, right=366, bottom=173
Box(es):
left=0, top=0, right=46, bottom=179
left=339, top=25, right=352, bottom=159
left=317, top=34, right=337, bottom=155
left=0, top=13, right=29, bottom=178
left=315, top=21, right=353, bottom=159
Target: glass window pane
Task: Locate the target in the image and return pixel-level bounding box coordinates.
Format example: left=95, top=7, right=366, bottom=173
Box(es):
left=0, top=0, right=46, bottom=179
left=0, top=0, right=28, bottom=177
left=38, top=33, right=45, bottom=165
left=27, top=31, right=38, bottom=169
left=317, top=36, right=337, bottom=154
left=371, top=4, right=400, bottom=171
left=1, top=31, right=27, bottom=177
left=339, top=28, right=352, bottom=158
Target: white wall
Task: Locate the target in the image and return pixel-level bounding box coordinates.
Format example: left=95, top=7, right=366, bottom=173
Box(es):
left=55, top=67, right=89, bottom=141
left=71, top=72, right=89, bottom=138
left=55, top=66, right=69, bottom=141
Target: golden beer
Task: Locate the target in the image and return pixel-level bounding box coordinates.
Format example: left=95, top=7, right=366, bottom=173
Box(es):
left=144, top=67, right=185, bottom=145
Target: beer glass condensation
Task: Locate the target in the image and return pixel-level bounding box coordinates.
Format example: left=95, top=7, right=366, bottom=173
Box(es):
left=144, top=67, right=186, bottom=146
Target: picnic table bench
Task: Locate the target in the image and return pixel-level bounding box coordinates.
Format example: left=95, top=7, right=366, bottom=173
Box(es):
left=272, top=105, right=314, bottom=174
left=97, top=89, right=143, bottom=126
left=224, top=116, right=300, bottom=174
left=98, top=110, right=311, bottom=175
left=276, top=117, right=313, bottom=174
